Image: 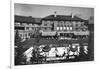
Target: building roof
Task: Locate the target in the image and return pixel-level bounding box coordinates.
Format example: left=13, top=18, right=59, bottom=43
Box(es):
left=34, top=18, right=41, bottom=23
left=42, top=15, right=86, bottom=21
left=15, top=15, right=41, bottom=24
left=15, top=15, right=35, bottom=23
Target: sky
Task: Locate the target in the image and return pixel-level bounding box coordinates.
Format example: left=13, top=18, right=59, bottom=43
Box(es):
left=14, top=3, right=94, bottom=20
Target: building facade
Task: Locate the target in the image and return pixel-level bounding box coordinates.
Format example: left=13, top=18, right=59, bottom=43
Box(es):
left=41, top=12, right=89, bottom=38
left=15, top=15, right=41, bottom=40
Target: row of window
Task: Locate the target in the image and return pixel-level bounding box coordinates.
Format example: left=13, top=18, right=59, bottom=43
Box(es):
left=26, top=27, right=38, bottom=30
left=15, top=21, right=84, bottom=26
left=56, top=27, right=88, bottom=31
left=19, top=33, right=32, bottom=39
left=43, top=23, right=85, bottom=28
left=15, top=22, right=39, bottom=27
left=57, top=27, right=73, bottom=31
left=15, top=22, right=33, bottom=25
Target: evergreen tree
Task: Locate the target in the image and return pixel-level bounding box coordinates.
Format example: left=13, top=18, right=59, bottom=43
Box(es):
left=15, top=30, right=24, bottom=65
left=34, top=28, right=41, bottom=43
left=15, top=30, right=21, bottom=44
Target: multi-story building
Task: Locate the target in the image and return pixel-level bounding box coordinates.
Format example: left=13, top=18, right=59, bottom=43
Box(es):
left=40, top=12, right=89, bottom=38
left=14, top=15, right=41, bottom=40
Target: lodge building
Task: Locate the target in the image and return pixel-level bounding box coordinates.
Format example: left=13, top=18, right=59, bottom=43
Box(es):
left=14, top=12, right=89, bottom=40
left=15, top=13, right=91, bottom=64
left=40, top=12, right=89, bottom=38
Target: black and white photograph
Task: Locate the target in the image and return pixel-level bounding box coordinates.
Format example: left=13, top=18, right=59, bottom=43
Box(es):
left=14, top=3, right=94, bottom=66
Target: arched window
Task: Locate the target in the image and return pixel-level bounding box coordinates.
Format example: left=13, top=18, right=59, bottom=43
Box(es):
left=60, top=27, right=63, bottom=31
left=57, top=27, right=59, bottom=30
left=70, top=27, right=72, bottom=30
left=67, top=27, right=69, bottom=30
left=63, top=27, right=66, bottom=30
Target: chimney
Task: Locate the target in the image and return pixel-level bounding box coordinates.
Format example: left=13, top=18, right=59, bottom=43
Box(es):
left=71, top=13, right=74, bottom=18
left=54, top=11, right=57, bottom=17
left=29, top=16, right=32, bottom=18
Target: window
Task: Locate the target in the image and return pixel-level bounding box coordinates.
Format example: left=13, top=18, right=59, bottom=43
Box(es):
left=25, top=34, right=27, bottom=37
left=60, top=21, right=64, bottom=24
left=63, top=27, right=66, bottom=30
left=44, top=23, right=47, bottom=26
left=57, top=27, right=59, bottom=30
left=15, top=22, right=20, bottom=26
left=28, top=33, right=30, bottom=36
left=22, top=23, right=26, bottom=26
left=15, top=27, right=25, bottom=30
left=26, top=27, right=29, bottom=30
left=32, top=27, right=34, bottom=30
left=44, top=28, right=47, bottom=30
left=67, top=27, right=69, bottom=30
left=76, top=24, right=78, bottom=27
left=29, top=27, right=32, bottom=30
left=70, top=27, right=72, bottom=30
left=29, top=24, right=32, bottom=26
left=47, top=21, right=51, bottom=23
left=60, top=27, right=63, bottom=30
